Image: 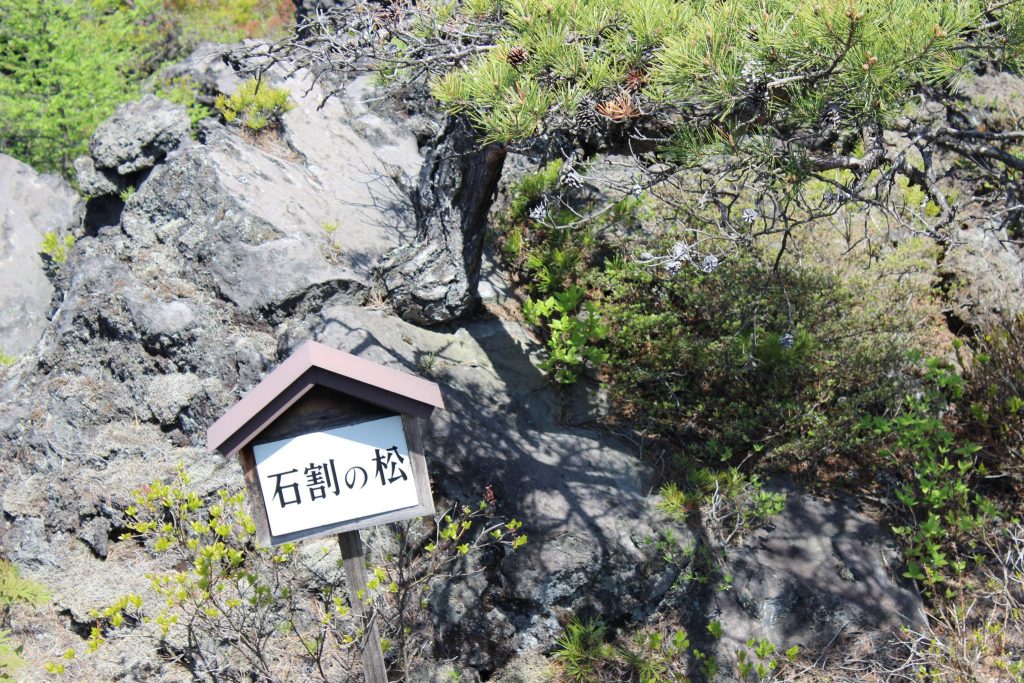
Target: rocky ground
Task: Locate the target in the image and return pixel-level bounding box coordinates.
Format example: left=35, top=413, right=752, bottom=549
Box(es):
left=3, top=44, right=1019, bottom=681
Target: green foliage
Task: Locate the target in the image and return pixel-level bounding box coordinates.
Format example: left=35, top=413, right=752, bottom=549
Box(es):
left=0, top=0, right=167, bottom=174
left=81, top=467, right=525, bottom=680
left=659, top=468, right=786, bottom=546
left=0, top=353, right=15, bottom=368
left=553, top=617, right=698, bottom=682
left=427, top=0, right=1002, bottom=145
left=40, top=232, right=75, bottom=265
left=320, top=221, right=344, bottom=262
left=616, top=628, right=692, bottom=683
left=552, top=615, right=800, bottom=682
left=553, top=617, right=611, bottom=682
left=857, top=358, right=1000, bottom=595
left=153, top=76, right=213, bottom=127
left=0, top=562, right=50, bottom=610
left=111, top=474, right=321, bottom=679
left=215, top=78, right=295, bottom=132
left=523, top=286, right=608, bottom=384
left=0, top=561, right=50, bottom=680
left=735, top=638, right=798, bottom=681
left=163, top=0, right=294, bottom=50
left=0, top=1, right=292, bottom=174
left=593, top=243, right=925, bottom=468
left=957, top=316, right=1024, bottom=484
left=881, top=518, right=1024, bottom=681
left=498, top=159, right=935, bottom=470
left=0, top=630, right=25, bottom=682
left=509, top=159, right=564, bottom=221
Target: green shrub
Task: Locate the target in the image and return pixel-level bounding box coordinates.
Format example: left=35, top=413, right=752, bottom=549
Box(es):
left=858, top=357, right=1001, bottom=596
left=164, top=0, right=294, bottom=50
left=958, top=316, right=1024, bottom=488
left=875, top=519, right=1024, bottom=682
left=214, top=79, right=294, bottom=132
left=593, top=246, right=924, bottom=471
left=153, top=76, right=213, bottom=128
left=553, top=617, right=611, bottom=682
left=40, top=232, right=74, bottom=265
left=508, top=159, right=563, bottom=223
left=658, top=468, right=786, bottom=547
left=0, top=562, right=50, bottom=613
left=497, top=157, right=936, bottom=476
left=0, top=1, right=293, bottom=175
left=0, top=561, right=50, bottom=680
left=523, top=286, right=608, bottom=384
left=74, top=467, right=525, bottom=680
left=0, top=0, right=168, bottom=174
left=551, top=616, right=801, bottom=682
left=735, top=639, right=799, bottom=681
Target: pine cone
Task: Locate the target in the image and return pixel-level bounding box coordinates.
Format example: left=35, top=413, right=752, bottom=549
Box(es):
left=561, top=169, right=584, bottom=189
left=507, top=46, right=529, bottom=67
left=819, top=102, right=841, bottom=131
left=575, top=98, right=599, bottom=128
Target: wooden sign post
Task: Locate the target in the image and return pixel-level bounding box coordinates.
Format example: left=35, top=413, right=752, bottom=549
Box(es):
left=206, top=341, right=445, bottom=683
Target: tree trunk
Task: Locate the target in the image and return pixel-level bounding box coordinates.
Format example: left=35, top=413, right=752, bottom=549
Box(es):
left=378, top=115, right=506, bottom=325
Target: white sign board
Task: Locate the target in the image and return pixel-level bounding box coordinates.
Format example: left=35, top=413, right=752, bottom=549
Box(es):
left=252, top=415, right=419, bottom=537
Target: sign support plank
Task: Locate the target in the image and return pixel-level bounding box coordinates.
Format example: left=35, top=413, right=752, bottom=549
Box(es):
left=338, top=530, right=388, bottom=683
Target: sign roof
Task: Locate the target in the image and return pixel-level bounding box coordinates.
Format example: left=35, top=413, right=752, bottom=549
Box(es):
left=207, top=340, right=445, bottom=457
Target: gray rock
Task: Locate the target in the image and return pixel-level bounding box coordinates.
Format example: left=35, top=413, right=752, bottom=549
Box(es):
left=408, top=662, right=483, bottom=683
left=144, top=372, right=205, bottom=425
left=73, top=154, right=127, bottom=197
left=280, top=305, right=686, bottom=665
left=161, top=43, right=243, bottom=103
left=942, top=224, right=1024, bottom=332
left=89, top=95, right=190, bottom=175
left=113, top=69, right=421, bottom=318
left=0, top=154, right=83, bottom=356
left=4, top=517, right=56, bottom=568
left=78, top=516, right=111, bottom=559
left=709, top=490, right=925, bottom=672
left=936, top=73, right=1024, bottom=331
left=0, top=58, right=429, bottom=679
left=126, top=294, right=198, bottom=351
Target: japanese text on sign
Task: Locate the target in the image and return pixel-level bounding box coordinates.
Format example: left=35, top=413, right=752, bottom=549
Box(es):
left=253, top=415, right=418, bottom=536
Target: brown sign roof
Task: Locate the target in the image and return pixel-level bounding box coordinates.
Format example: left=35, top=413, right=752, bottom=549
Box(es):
left=207, top=340, right=445, bottom=457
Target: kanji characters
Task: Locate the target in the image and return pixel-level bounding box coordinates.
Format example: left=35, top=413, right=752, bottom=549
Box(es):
left=373, top=446, right=408, bottom=486
left=345, top=466, right=368, bottom=490
left=266, top=446, right=409, bottom=509
left=305, top=460, right=340, bottom=500
left=269, top=469, right=302, bottom=508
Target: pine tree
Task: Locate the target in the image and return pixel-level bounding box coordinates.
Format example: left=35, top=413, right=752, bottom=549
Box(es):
left=252, top=0, right=1024, bottom=322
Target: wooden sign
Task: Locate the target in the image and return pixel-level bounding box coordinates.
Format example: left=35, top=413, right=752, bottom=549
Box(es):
left=206, top=340, right=445, bottom=681
left=207, top=340, right=444, bottom=546
left=253, top=414, right=432, bottom=541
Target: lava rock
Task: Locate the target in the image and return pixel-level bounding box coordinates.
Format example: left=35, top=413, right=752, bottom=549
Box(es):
left=89, top=95, right=190, bottom=175
left=707, top=489, right=926, bottom=673
left=0, top=154, right=83, bottom=356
